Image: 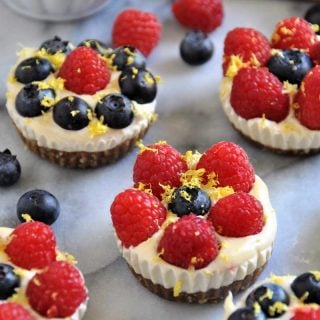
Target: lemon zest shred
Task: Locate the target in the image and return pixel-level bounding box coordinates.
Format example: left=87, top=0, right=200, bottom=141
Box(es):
left=160, top=184, right=175, bottom=203
left=21, top=214, right=33, bottom=222
left=88, top=119, right=108, bottom=138
left=226, top=55, right=249, bottom=78
left=183, top=150, right=201, bottom=170
left=173, top=281, right=182, bottom=297
left=136, top=182, right=153, bottom=195
left=34, top=48, right=65, bottom=69
left=57, top=251, right=77, bottom=264
left=180, top=169, right=205, bottom=188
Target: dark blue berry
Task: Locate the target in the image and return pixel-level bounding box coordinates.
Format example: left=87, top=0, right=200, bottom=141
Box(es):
left=17, top=189, right=60, bottom=225
left=246, top=283, right=290, bottom=318
left=53, top=96, right=92, bottom=130
left=15, top=57, right=53, bottom=84
left=108, top=46, right=146, bottom=71
left=39, top=36, right=72, bottom=54
left=78, top=39, right=107, bottom=55
left=291, top=272, right=320, bottom=304
left=96, top=94, right=134, bottom=129
left=0, top=263, right=20, bottom=299
left=0, top=150, right=21, bottom=187
left=168, top=186, right=211, bottom=217
left=305, top=5, right=320, bottom=35
left=180, top=31, right=214, bottom=66
left=228, top=307, right=266, bottom=320
left=267, top=50, right=313, bottom=85
left=119, top=68, right=157, bottom=104
left=15, top=83, right=56, bottom=117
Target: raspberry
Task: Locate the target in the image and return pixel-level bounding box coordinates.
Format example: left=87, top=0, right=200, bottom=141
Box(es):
left=296, top=66, right=320, bottom=130
left=223, top=27, right=271, bottom=74
left=271, top=17, right=318, bottom=53
left=26, top=261, right=87, bottom=318
left=172, top=0, right=224, bottom=33
left=207, top=192, right=264, bottom=237
left=5, top=221, right=56, bottom=270
left=290, top=307, right=320, bottom=320
left=196, top=141, right=255, bottom=192
left=111, top=189, right=167, bottom=248
left=230, top=67, right=289, bottom=122
left=158, top=214, right=219, bottom=269
left=0, top=302, right=33, bottom=320
left=112, top=9, right=162, bottom=57
left=58, top=47, right=110, bottom=95
left=133, top=142, right=188, bottom=199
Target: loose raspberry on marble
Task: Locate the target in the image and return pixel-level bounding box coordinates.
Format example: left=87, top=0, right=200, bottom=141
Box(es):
left=230, top=67, right=290, bottom=122
left=112, top=9, right=162, bottom=57
left=207, top=192, right=264, bottom=237
left=58, top=47, right=110, bottom=95
left=172, top=0, right=224, bottom=33
left=271, top=17, right=318, bottom=53
left=223, top=27, right=271, bottom=75
left=296, top=66, right=320, bottom=130
left=0, top=302, right=33, bottom=320
left=158, top=214, right=219, bottom=269
left=196, top=141, right=255, bottom=193
left=290, top=307, right=320, bottom=320
left=133, top=142, right=188, bottom=199
left=110, top=189, right=167, bottom=248
left=26, top=261, right=87, bottom=318
left=5, top=221, right=56, bottom=270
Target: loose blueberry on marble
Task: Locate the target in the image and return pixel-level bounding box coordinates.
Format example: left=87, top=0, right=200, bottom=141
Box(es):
left=15, top=83, right=56, bottom=117
left=291, top=272, right=320, bottom=304
left=17, top=189, right=60, bottom=225
left=15, top=57, right=53, bottom=84
left=228, top=307, right=267, bottom=320
left=53, top=96, right=92, bottom=130
left=0, top=150, right=21, bottom=187
left=107, top=46, right=146, bottom=71
left=180, top=31, right=214, bottom=66
left=96, top=94, right=134, bottom=129
left=168, top=186, right=211, bottom=217
left=119, top=67, right=157, bottom=104
left=78, top=39, right=107, bottom=55
left=39, top=36, right=72, bottom=54
left=305, top=5, right=320, bottom=35
left=0, top=263, right=20, bottom=299
left=267, top=49, right=313, bottom=85
left=246, top=283, right=290, bottom=318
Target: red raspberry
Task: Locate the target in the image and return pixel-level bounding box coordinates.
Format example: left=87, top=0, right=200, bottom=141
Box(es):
left=111, top=189, right=167, bottom=248
left=0, top=302, right=33, bottom=320
left=207, top=192, right=264, bottom=237
left=26, top=261, right=87, bottom=318
left=5, top=221, right=56, bottom=270
left=196, top=141, right=255, bottom=193
left=112, top=9, right=162, bottom=57
left=271, top=17, right=318, bottom=53
left=290, top=307, right=320, bottom=320
left=58, top=47, right=110, bottom=95
left=172, top=0, right=223, bottom=33
left=133, top=142, right=188, bottom=199
left=230, top=67, right=289, bottom=122
left=296, top=66, right=320, bottom=130
left=158, top=214, right=219, bottom=269
left=223, top=27, right=271, bottom=75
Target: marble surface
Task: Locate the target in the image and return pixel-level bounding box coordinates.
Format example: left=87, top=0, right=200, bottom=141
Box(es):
left=0, top=0, right=319, bottom=319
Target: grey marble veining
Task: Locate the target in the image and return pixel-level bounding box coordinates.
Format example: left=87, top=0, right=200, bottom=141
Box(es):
left=0, top=0, right=318, bottom=319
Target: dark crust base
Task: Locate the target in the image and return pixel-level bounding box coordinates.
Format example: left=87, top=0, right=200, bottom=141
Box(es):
left=128, top=262, right=267, bottom=304
left=15, top=124, right=150, bottom=169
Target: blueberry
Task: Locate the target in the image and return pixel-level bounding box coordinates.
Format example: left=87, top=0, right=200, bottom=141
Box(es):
left=228, top=307, right=266, bottom=320
left=0, top=263, right=20, bottom=299
left=246, top=283, right=290, bottom=318
left=53, top=96, right=92, bottom=130
left=267, top=49, right=313, bottom=85
left=291, top=272, right=320, bottom=304
left=305, top=5, right=320, bottom=35
left=0, top=150, right=21, bottom=187
left=15, top=83, right=56, bottom=118
left=17, top=189, right=60, bottom=225
left=180, top=31, right=214, bottom=66
left=78, top=39, right=107, bottom=55
left=96, top=94, right=134, bottom=129
left=15, top=57, right=53, bottom=84
left=168, top=186, right=211, bottom=217
left=107, top=46, right=146, bottom=71
left=119, top=67, right=157, bottom=104
left=39, top=36, right=72, bottom=54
